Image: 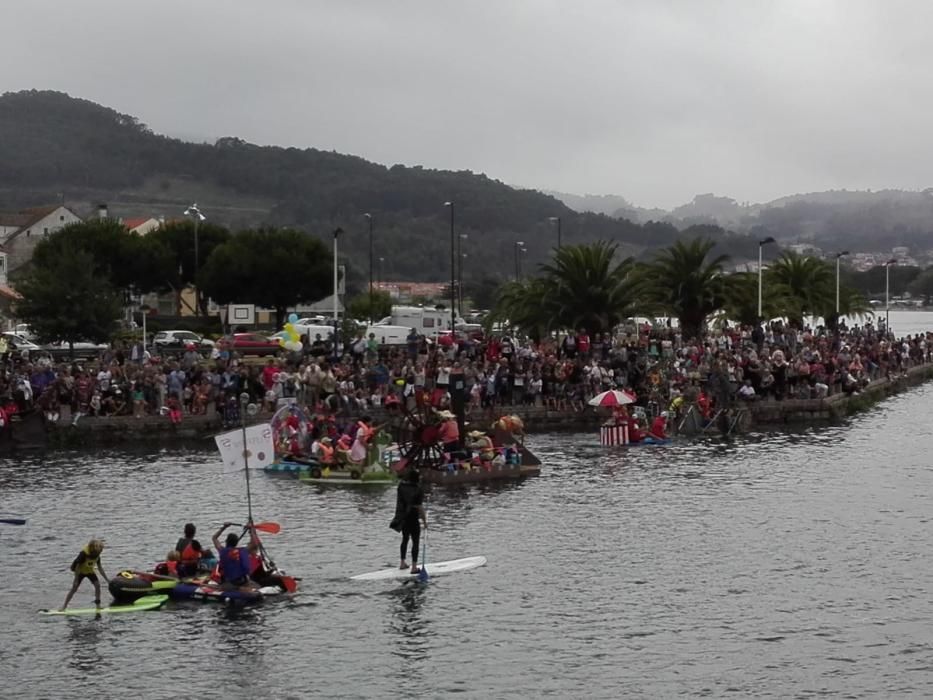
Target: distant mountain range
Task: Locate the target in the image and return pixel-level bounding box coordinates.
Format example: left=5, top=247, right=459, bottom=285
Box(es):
left=548, top=188, right=933, bottom=255
left=1, top=90, right=929, bottom=290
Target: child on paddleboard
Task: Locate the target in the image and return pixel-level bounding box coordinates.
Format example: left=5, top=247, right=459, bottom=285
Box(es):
left=61, top=539, right=108, bottom=611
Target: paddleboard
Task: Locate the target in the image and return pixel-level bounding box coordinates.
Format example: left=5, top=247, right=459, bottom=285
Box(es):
left=40, top=594, right=168, bottom=616
left=350, top=555, right=487, bottom=581
left=299, top=476, right=396, bottom=486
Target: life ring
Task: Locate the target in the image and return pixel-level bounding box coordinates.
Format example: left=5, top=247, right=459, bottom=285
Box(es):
left=119, top=571, right=135, bottom=579
left=310, top=466, right=323, bottom=479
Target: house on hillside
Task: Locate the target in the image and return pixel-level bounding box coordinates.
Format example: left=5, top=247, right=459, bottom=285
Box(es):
left=122, top=217, right=162, bottom=235
left=0, top=204, right=82, bottom=273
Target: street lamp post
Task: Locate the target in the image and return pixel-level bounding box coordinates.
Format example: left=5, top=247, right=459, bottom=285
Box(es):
left=549, top=216, right=562, bottom=249
left=184, top=203, right=205, bottom=315
left=364, top=213, right=374, bottom=324
left=378, top=257, right=385, bottom=287
left=757, top=236, right=776, bottom=320
left=835, top=251, right=849, bottom=316
left=457, top=233, right=468, bottom=316
left=884, top=257, right=898, bottom=332
left=514, top=241, right=526, bottom=278
left=444, top=201, right=455, bottom=329
left=140, top=303, right=150, bottom=356
left=333, top=227, right=343, bottom=361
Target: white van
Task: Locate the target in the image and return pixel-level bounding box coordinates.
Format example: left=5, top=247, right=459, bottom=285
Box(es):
left=381, top=306, right=455, bottom=338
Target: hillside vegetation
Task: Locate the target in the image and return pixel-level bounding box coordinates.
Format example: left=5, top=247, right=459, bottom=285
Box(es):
left=0, top=90, right=761, bottom=283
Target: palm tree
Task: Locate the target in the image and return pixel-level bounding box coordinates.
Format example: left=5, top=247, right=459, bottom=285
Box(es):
left=720, top=271, right=793, bottom=327
left=764, top=252, right=835, bottom=327
left=488, top=242, right=638, bottom=337
left=638, top=238, right=731, bottom=340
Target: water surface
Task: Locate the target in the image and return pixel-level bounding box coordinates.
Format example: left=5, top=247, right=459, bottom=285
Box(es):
left=3, top=384, right=933, bottom=698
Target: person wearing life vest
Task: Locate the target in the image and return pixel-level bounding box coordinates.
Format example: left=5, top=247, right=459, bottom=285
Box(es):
left=649, top=411, right=669, bottom=440
left=628, top=415, right=644, bottom=443
left=437, top=410, right=460, bottom=454
left=174, top=522, right=204, bottom=577
left=155, top=550, right=180, bottom=577
left=467, top=429, right=496, bottom=462
left=212, top=523, right=255, bottom=588
left=316, top=437, right=335, bottom=464
left=61, top=538, right=108, bottom=611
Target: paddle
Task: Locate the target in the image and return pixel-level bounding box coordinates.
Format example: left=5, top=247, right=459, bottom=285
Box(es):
left=0, top=518, right=26, bottom=526
left=418, top=528, right=429, bottom=582
left=229, top=521, right=281, bottom=534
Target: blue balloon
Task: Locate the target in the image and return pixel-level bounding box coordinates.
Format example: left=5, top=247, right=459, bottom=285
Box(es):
left=288, top=313, right=298, bottom=323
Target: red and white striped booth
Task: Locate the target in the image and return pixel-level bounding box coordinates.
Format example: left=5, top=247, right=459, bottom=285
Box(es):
left=600, top=423, right=629, bottom=446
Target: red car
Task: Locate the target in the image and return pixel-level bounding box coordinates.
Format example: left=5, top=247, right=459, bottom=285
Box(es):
left=228, top=333, right=281, bottom=357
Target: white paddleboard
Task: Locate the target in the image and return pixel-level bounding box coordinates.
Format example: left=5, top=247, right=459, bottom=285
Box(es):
left=350, top=555, right=487, bottom=581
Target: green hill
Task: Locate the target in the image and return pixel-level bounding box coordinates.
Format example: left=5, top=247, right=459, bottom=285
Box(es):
left=0, top=90, right=756, bottom=282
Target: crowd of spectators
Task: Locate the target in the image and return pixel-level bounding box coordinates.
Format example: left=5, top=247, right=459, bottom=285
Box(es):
left=0, top=319, right=930, bottom=428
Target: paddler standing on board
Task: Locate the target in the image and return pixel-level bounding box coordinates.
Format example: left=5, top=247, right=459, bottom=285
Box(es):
left=60, top=539, right=108, bottom=611
left=391, top=469, right=427, bottom=574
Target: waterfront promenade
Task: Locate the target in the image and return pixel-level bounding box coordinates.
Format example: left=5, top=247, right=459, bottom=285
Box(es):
left=25, top=359, right=933, bottom=448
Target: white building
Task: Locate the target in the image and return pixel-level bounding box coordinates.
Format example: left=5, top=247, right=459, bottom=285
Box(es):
left=0, top=204, right=82, bottom=272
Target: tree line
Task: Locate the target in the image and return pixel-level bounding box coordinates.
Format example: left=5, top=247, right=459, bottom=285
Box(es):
left=15, top=219, right=334, bottom=348
left=488, top=240, right=874, bottom=340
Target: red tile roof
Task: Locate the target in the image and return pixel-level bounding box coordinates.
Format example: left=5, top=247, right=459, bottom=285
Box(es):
left=0, top=284, right=22, bottom=301
left=0, top=205, right=60, bottom=229
left=122, top=218, right=150, bottom=230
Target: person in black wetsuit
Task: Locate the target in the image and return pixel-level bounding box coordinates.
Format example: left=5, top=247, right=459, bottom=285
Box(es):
left=392, top=468, right=427, bottom=574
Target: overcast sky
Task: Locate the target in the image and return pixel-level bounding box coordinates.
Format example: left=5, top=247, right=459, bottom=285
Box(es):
left=3, top=0, right=932, bottom=209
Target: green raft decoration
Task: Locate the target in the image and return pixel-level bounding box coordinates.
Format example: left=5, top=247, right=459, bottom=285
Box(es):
left=40, top=594, right=168, bottom=616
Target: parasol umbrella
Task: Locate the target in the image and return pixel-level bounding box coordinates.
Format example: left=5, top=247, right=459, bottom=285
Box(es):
left=588, top=389, right=636, bottom=407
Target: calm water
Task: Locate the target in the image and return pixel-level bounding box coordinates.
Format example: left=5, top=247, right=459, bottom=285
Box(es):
left=5, top=359, right=933, bottom=697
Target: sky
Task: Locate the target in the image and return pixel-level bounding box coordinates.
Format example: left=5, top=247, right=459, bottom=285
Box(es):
left=3, top=0, right=933, bottom=209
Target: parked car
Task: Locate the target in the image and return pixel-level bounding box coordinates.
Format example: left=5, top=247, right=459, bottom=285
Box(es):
left=152, top=330, right=215, bottom=351
left=43, top=340, right=109, bottom=358
left=1, top=332, right=41, bottom=353
left=229, top=332, right=281, bottom=356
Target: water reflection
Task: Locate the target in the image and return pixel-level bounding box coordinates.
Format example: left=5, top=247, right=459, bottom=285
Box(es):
left=386, top=582, right=430, bottom=664
left=67, top=619, right=105, bottom=673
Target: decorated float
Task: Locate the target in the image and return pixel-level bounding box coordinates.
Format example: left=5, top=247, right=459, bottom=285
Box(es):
left=266, top=403, right=397, bottom=485
left=388, top=399, right=541, bottom=484
left=590, top=389, right=671, bottom=447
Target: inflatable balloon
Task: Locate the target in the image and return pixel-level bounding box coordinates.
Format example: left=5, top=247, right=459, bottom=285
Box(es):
left=288, top=313, right=298, bottom=323
left=284, top=323, right=295, bottom=334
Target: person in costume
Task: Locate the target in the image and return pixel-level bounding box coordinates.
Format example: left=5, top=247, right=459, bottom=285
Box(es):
left=61, top=538, right=108, bottom=611
left=212, top=523, right=257, bottom=588
left=649, top=411, right=669, bottom=440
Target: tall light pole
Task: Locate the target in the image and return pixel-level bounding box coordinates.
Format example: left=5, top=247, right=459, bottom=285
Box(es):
left=364, top=213, right=374, bottom=324
left=444, top=201, right=455, bottom=329
left=757, top=236, right=775, bottom=321
left=549, top=216, right=562, bottom=249
left=514, top=241, right=526, bottom=278
left=184, top=203, right=205, bottom=315
left=378, top=256, right=385, bottom=287
left=457, top=233, right=468, bottom=317
left=884, top=257, right=897, bottom=332
left=835, top=250, right=849, bottom=316
left=333, top=227, right=343, bottom=360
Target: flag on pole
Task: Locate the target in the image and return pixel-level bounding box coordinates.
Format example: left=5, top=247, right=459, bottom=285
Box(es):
left=215, top=425, right=275, bottom=473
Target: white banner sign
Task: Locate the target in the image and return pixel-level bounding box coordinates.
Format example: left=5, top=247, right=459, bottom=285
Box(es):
left=214, top=424, right=274, bottom=473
